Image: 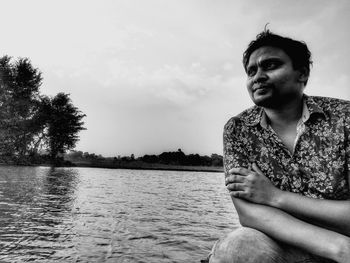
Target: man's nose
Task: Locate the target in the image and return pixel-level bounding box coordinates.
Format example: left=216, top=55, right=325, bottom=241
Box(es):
left=253, top=68, right=268, bottom=83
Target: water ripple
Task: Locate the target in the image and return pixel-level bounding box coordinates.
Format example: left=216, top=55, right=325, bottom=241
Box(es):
left=0, top=166, right=238, bottom=262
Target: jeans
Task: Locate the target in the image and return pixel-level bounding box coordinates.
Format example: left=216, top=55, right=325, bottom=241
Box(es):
left=204, top=227, right=335, bottom=263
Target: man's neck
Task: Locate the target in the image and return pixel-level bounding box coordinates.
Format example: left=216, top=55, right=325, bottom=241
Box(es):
left=262, top=96, right=304, bottom=154
left=263, top=96, right=304, bottom=128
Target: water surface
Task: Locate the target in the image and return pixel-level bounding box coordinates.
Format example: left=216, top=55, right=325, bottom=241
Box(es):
left=0, top=166, right=239, bottom=262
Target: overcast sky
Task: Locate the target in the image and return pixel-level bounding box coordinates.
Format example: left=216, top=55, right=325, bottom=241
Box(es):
left=1, top=0, right=349, bottom=157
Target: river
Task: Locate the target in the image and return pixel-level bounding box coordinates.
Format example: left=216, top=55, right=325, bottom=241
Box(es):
left=0, top=166, right=239, bottom=262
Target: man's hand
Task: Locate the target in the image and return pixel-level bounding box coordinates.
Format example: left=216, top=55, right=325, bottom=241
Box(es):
left=226, top=163, right=281, bottom=206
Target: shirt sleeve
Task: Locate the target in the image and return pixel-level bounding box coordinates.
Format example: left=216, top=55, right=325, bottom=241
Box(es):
left=223, top=117, right=250, bottom=179
left=345, top=107, right=350, bottom=188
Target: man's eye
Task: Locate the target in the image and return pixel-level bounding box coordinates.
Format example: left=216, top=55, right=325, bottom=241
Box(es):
left=247, top=68, right=256, bottom=77
left=264, top=61, right=279, bottom=70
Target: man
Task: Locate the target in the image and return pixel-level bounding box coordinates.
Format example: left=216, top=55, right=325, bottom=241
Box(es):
left=209, top=30, right=350, bottom=262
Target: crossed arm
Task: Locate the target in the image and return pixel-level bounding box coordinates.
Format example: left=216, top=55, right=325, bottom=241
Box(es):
left=226, top=164, right=350, bottom=262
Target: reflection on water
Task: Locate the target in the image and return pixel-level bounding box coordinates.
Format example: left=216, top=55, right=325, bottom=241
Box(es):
left=0, top=166, right=79, bottom=262
left=0, top=166, right=238, bottom=263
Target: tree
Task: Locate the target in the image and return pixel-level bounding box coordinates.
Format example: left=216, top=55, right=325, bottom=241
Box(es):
left=0, top=55, right=86, bottom=165
left=0, top=56, right=43, bottom=161
left=211, top=153, right=223, bottom=166
left=43, top=93, right=86, bottom=161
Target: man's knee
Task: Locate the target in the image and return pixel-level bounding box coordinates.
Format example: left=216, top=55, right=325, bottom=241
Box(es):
left=209, top=227, right=286, bottom=263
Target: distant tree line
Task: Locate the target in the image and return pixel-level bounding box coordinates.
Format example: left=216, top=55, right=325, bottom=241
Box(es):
left=0, top=56, right=86, bottom=165
left=65, top=148, right=223, bottom=167
left=140, top=149, right=223, bottom=166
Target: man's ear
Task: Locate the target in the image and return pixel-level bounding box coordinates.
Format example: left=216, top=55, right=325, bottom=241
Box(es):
left=298, top=67, right=309, bottom=83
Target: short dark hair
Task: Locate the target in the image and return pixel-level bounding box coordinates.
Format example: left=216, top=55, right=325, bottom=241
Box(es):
left=243, top=30, right=312, bottom=83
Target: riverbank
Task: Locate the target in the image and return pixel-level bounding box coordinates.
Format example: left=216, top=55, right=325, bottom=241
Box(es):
left=71, top=160, right=224, bottom=173
left=0, top=161, right=224, bottom=173
left=64, top=149, right=224, bottom=173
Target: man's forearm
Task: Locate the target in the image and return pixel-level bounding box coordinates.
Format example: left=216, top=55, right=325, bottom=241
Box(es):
left=270, top=190, right=350, bottom=236
left=227, top=165, right=350, bottom=237
left=232, top=197, right=350, bottom=262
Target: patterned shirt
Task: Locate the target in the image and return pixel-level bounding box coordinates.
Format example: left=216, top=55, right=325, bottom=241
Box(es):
left=223, top=95, right=350, bottom=200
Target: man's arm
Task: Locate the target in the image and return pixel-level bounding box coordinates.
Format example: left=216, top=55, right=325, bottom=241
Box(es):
left=232, top=197, right=350, bottom=262
left=227, top=166, right=350, bottom=236
left=269, top=172, right=350, bottom=235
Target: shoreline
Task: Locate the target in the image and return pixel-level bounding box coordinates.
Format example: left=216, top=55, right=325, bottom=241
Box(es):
left=71, top=162, right=224, bottom=173
left=0, top=162, right=224, bottom=173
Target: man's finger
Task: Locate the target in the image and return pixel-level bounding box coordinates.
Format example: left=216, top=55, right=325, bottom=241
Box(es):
left=229, top=190, right=246, bottom=198
left=225, top=175, right=246, bottom=185
left=227, top=183, right=245, bottom=191
left=229, top=167, right=250, bottom=175
left=252, top=163, right=263, bottom=175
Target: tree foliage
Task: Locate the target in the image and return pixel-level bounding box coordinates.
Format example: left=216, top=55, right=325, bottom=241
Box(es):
left=0, top=56, right=43, bottom=160
left=0, top=56, right=86, bottom=164
left=65, top=149, right=223, bottom=168
left=139, top=149, right=223, bottom=166
left=43, top=93, right=86, bottom=160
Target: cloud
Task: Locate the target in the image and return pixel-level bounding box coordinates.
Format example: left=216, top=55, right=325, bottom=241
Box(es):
left=309, top=73, right=350, bottom=99
left=3, top=0, right=349, bottom=156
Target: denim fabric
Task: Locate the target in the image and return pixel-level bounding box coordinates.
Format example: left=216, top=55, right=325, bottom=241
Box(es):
left=204, top=228, right=335, bottom=263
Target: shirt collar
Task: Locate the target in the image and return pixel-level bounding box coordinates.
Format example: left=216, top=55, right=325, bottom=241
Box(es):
left=243, top=95, right=326, bottom=127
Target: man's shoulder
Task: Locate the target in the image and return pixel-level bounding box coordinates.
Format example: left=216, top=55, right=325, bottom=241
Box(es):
left=309, top=95, right=350, bottom=106
left=224, top=105, right=260, bottom=132
left=308, top=95, right=350, bottom=116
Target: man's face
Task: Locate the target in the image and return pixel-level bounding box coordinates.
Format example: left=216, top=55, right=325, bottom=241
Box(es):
left=246, top=46, right=305, bottom=108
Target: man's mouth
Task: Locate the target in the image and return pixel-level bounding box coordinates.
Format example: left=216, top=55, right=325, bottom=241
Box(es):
left=253, top=84, right=271, bottom=92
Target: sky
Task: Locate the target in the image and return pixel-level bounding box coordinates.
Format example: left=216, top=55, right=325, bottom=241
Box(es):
left=1, top=0, right=349, bottom=157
